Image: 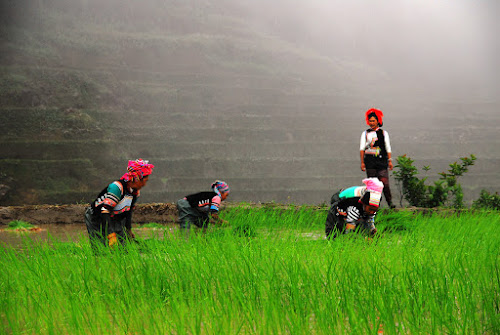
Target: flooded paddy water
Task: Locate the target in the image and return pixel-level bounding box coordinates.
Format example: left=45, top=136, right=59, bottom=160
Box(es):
left=0, top=203, right=329, bottom=248
left=0, top=224, right=87, bottom=246
left=0, top=223, right=180, bottom=248
left=0, top=203, right=179, bottom=248
left=0, top=224, right=327, bottom=249
left=0, top=224, right=325, bottom=248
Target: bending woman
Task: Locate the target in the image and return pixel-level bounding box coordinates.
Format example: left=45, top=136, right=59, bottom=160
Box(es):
left=177, top=180, right=230, bottom=234
left=325, top=178, right=384, bottom=240
left=85, top=159, right=154, bottom=248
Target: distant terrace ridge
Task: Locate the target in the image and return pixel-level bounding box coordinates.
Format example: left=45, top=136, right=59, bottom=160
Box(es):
left=0, top=0, right=498, bottom=206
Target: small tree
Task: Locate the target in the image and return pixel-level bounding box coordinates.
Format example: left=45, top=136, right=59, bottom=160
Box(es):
left=393, top=155, right=427, bottom=207
left=394, top=154, right=476, bottom=208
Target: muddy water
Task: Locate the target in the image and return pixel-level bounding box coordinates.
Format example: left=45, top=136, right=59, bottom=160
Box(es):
left=0, top=224, right=325, bottom=249
left=0, top=224, right=178, bottom=248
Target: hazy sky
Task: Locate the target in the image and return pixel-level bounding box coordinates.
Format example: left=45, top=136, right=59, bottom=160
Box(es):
left=244, top=0, right=499, bottom=100
left=2, top=0, right=498, bottom=101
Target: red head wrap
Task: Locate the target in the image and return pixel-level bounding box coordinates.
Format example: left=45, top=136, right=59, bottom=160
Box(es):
left=365, top=108, right=384, bottom=127
left=121, top=159, right=154, bottom=182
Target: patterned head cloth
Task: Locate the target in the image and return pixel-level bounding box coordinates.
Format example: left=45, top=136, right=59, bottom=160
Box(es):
left=211, top=180, right=230, bottom=196
left=121, top=159, right=155, bottom=182
left=365, top=108, right=384, bottom=127
left=362, top=178, right=384, bottom=207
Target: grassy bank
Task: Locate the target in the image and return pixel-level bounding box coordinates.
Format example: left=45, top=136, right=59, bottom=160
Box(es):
left=1, top=207, right=499, bottom=334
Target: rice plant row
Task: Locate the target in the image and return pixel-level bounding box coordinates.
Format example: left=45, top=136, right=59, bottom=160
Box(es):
left=1, top=207, right=499, bottom=334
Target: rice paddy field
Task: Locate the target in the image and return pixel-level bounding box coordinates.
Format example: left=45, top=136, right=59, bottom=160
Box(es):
left=1, top=206, right=499, bottom=334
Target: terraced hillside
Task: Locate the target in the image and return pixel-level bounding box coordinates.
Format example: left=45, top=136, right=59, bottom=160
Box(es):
left=0, top=0, right=498, bottom=206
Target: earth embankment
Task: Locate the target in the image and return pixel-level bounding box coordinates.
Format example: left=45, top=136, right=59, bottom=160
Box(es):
left=0, top=203, right=178, bottom=225
left=0, top=203, right=473, bottom=226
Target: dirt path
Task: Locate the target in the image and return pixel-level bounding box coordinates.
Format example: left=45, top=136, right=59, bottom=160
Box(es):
left=0, top=203, right=178, bottom=225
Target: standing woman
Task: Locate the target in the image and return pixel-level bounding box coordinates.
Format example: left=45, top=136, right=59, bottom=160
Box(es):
left=177, top=180, right=230, bottom=234
left=85, top=159, right=154, bottom=248
left=360, top=108, right=395, bottom=208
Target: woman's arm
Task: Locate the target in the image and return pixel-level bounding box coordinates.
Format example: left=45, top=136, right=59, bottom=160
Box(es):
left=360, top=131, right=367, bottom=171
left=125, top=211, right=135, bottom=238
left=385, top=131, right=393, bottom=170
left=209, top=212, right=227, bottom=225
left=360, top=150, right=366, bottom=171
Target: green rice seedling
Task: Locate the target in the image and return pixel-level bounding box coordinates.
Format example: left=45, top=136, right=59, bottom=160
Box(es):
left=139, top=222, right=167, bottom=229
left=375, top=209, right=417, bottom=233
left=6, top=220, right=36, bottom=230
left=1, top=207, right=499, bottom=334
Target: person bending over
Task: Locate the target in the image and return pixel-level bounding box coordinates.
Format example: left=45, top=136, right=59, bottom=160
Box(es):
left=325, top=178, right=384, bottom=239
left=177, top=180, right=230, bottom=234
left=85, top=159, right=154, bottom=249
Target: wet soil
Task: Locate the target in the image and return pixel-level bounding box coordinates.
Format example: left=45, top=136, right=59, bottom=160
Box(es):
left=0, top=203, right=178, bottom=226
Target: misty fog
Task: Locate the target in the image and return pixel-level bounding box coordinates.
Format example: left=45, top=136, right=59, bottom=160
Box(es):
left=243, top=0, right=499, bottom=100
left=0, top=0, right=498, bottom=206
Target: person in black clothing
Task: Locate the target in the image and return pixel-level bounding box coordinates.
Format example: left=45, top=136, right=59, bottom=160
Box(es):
left=84, top=159, right=154, bottom=249
left=325, top=178, right=384, bottom=239
left=176, top=180, right=230, bottom=233
left=359, top=108, right=395, bottom=208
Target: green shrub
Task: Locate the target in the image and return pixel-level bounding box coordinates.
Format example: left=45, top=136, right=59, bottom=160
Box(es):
left=472, top=190, right=500, bottom=210
left=394, top=154, right=476, bottom=208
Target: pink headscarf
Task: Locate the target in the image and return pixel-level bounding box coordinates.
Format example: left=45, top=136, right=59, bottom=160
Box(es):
left=211, top=180, right=230, bottom=196
left=362, top=178, right=384, bottom=207
left=121, top=159, right=155, bottom=182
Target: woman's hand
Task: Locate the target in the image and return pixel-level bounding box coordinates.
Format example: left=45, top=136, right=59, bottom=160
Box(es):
left=210, top=213, right=228, bottom=226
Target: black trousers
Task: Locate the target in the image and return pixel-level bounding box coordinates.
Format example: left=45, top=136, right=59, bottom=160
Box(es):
left=177, top=198, right=209, bottom=231
left=325, top=206, right=345, bottom=239
left=84, top=207, right=128, bottom=249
